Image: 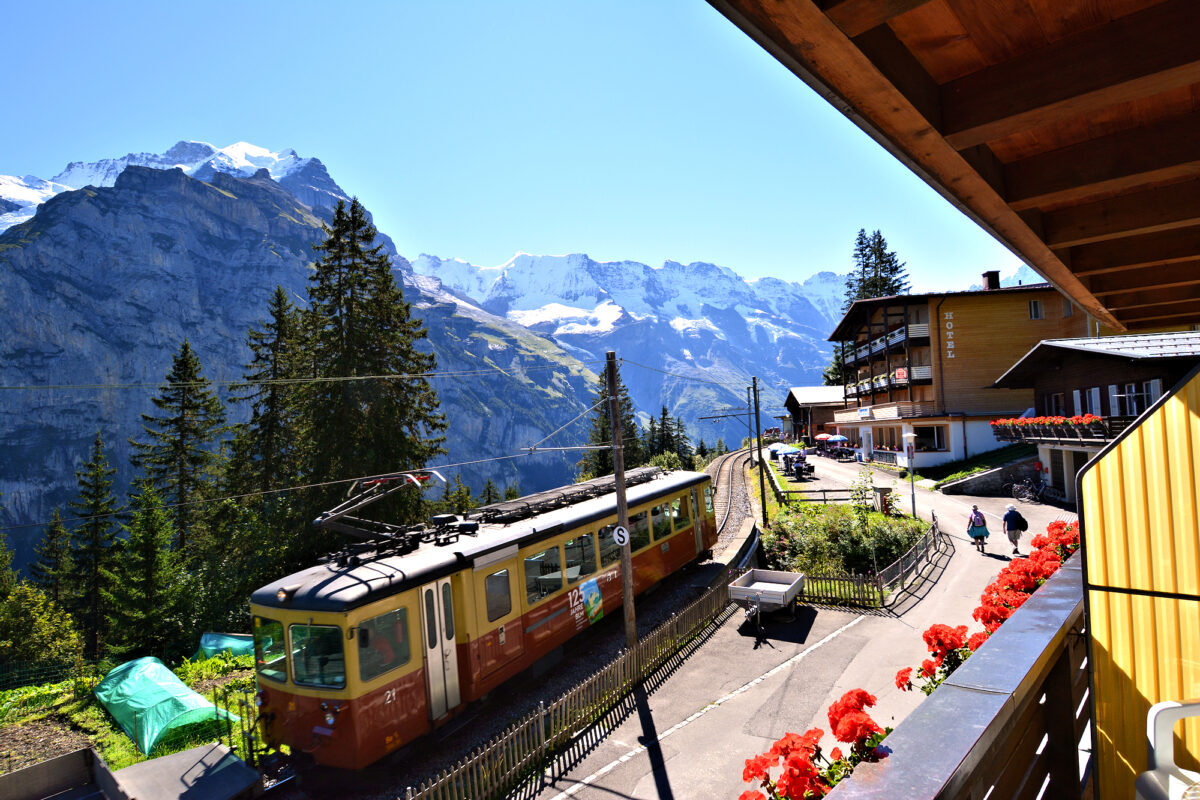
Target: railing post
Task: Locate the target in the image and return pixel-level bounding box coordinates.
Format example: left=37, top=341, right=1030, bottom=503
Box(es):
left=537, top=701, right=546, bottom=760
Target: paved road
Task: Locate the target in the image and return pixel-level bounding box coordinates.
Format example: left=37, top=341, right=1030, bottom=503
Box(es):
left=533, top=457, right=1076, bottom=800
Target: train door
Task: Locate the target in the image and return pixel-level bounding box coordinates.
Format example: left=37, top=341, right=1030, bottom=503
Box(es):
left=691, top=488, right=704, bottom=554
left=421, top=577, right=461, bottom=719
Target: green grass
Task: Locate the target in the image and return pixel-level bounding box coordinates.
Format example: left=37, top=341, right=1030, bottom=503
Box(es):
left=919, top=444, right=1037, bottom=484
left=0, top=654, right=255, bottom=773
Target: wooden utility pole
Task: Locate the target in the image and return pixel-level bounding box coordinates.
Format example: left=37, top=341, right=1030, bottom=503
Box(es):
left=606, top=351, right=637, bottom=650
left=753, top=376, right=769, bottom=527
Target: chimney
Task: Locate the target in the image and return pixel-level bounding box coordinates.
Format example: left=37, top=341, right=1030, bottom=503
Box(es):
left=982, top=270, right=1001, bottom=290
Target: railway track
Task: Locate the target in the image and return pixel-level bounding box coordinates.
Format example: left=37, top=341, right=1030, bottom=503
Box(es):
left=707, top=449, right=753, bottom=544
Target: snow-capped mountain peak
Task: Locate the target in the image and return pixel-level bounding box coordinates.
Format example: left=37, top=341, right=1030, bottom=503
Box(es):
left=0, top=141, right=322, bottom=234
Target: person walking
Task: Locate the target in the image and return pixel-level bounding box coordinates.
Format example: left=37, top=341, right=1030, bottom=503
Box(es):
left=967, top=504, right=990, bottom=552
left=1002, top=503, right=1027, bottom=556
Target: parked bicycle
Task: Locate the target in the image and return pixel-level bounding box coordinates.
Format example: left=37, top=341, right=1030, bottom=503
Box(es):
left=1006, top=476, right=1049, bottom=503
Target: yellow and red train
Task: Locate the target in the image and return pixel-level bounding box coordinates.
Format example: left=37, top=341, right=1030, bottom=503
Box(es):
left=250, top=467, right=716, bottom=769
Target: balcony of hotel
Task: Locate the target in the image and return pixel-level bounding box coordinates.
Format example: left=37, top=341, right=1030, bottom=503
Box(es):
left=846, top=323, right=930, bottom=366
left=990, top=415, right=1135, bottom=446
left=833, top=400, right=937, bottom=423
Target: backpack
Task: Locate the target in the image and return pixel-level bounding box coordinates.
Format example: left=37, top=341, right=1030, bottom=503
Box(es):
left=1012, top=512, right=1028, bottom=531
left=970, top=511, right=985, bottom=527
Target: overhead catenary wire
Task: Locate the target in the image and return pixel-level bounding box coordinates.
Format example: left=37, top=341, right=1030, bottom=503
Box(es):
left=0, top=358, right=607, bottom=393
left=0, top=446, right=603, bottom=534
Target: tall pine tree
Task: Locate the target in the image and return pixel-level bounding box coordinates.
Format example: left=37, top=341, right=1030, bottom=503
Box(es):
left=577, top=366, right=642, bottom=479
left=30, top=508, right=74, bottom=608
left=68, top=433, right=121, bottom=659
left=302, top=198, right=446, bottom=543
left=131, top=340, right=227, bottom=553
left=229, top=285, right=305, bottom=496
left=106, top=482, right=187, bottom=659
left=829, top=229, right=911, bottom=385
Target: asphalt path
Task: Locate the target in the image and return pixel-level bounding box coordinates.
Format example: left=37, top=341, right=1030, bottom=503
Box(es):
left=533, top=457, right=1077, bottom=800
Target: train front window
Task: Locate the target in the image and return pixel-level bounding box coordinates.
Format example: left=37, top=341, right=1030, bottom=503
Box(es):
left=290, top=624, right=346, bottom=689
left=651, top=504, right=672, bottom=540
left=525, top=546, right=563, bottom=604
left=254, top=616, right=286, bottom=683
left=484, top=569, right=512, bottom=622
left=564, top=534, right=596, bottom=584
left=358, top=608, right=410, bottom=683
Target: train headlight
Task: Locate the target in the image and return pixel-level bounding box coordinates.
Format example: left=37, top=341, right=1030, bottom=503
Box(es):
left=324, top=712, right=336, bottom=726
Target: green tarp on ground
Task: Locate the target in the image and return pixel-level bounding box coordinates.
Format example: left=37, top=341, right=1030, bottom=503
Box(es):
left=93, top=657, right=238, bottom=755
left=193, top=632, right=255, bottom=660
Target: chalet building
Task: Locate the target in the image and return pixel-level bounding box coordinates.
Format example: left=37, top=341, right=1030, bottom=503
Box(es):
left=827, top=272, right=1089, bottom=468
left=782, top=385, right=845, bottom=443
left=990, top=331, right=1200, bottom=503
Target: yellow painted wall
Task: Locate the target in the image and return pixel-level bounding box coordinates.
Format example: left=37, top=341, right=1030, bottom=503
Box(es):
left=1079, top=367, right=1200, bottom=797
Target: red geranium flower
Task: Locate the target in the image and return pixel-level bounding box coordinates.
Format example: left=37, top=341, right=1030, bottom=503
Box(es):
left=919, top=658, right=938, bottom=678
left=967, top=632, right=989, bottom=651
left=895, top=667, right=913, bottom=690
left=833, top=710, right=883, bottom=744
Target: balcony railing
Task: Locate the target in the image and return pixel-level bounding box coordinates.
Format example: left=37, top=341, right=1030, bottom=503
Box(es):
left=991, top=416, right=1133, bottom=445
left=830, top=556, right=1091, bottom=799
left=834, top=401, right=937, bottom=423
left=847, top=323, right=931, bottom=364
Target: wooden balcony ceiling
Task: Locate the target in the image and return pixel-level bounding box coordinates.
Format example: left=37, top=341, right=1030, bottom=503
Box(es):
left=708, top=0, right=1200, bottom=330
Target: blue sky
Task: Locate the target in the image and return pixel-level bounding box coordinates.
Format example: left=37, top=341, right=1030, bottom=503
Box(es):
left=3, top=0, right=1023, bottom=292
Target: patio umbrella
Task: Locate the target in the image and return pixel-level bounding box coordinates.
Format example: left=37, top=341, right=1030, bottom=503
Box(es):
left=827, top=434, right=849, bottom=442
left=814, top=433, right=831, bottom=441
left=775, top=445, right=800, bottom=454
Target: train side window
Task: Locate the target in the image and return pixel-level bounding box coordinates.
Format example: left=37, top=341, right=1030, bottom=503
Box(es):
left=442, top=583, right=455, bottom=640
left=597, top=524, right=621, bottom=567
left=290, top=624, right=346, bottom=689
left=651, top=504, right=672, bottom=541
left=630, top=510, right=651, bottom=550
left=254, top=616, right=286, bottom=683
left=525, top=546, right=563, bottom=605
left=484, top=569, right=512, bottom=622
left=564, top=534, right=596, bottom=584
left=424, top=589, right=437, bottom=649
left=358, top=608, right=410, bottom=682
left=672, top=496, right=691, bottom=530
left=704, top=486, right=714, bottom=514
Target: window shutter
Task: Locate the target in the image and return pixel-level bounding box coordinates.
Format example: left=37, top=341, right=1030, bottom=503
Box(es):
left=1107, top=385, right=1120, bottom=416
left=1089, top=387, right=1102, bottom=414
left=1073, top=390, right=1082, bottom=415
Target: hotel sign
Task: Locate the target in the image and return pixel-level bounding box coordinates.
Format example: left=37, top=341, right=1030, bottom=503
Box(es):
left=858, top=407, right=871, bottom=419
left=944, top=311, right=955, bottom=359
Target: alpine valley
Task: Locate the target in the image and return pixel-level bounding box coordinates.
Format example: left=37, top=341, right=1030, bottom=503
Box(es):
left=0, top=141, right=843, bottom=569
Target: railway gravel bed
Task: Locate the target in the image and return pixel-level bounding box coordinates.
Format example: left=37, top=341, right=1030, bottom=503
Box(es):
left=277, top=459, right=753, bottom=800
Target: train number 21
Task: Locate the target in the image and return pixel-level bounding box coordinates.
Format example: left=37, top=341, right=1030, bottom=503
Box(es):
left=384, top=688, right=398, bottom=704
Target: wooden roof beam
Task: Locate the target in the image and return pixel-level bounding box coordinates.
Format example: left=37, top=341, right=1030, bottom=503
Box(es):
left=1086, top=259, right=1200, bottom=296
left=1062, top=227, right=1200, bottom=276
left=1042, top=179, right=1200, bottom=248
left=819, top=0, right=936, bottom=39
left=706, top=0, right=1123, bottom=330
left=1006, top=110, right=1200, bottom=211
left=940, top=0, right=1200, bottom=150
left=1118, top=298, right=1200, bottom=326
left=1103, top=287, right=1200, bottom=312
